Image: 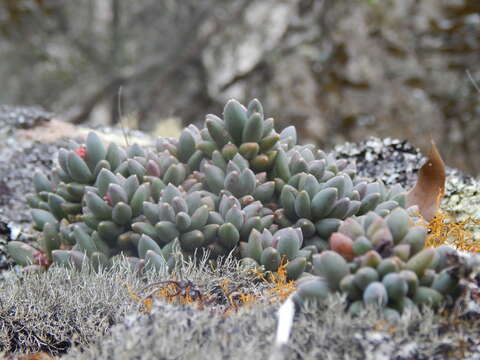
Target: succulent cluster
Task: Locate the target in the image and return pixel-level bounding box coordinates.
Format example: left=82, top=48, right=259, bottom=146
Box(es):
left=134, top=184, right=274, bottom=259
left=6, top=97, right=462, bottom=311
left=293, top=208, right=462, bottom=316
left=240, top=227, right=309, bottom=281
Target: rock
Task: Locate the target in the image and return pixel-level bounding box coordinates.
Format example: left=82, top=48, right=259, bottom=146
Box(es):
left=0, top=105, right=53, bottom=133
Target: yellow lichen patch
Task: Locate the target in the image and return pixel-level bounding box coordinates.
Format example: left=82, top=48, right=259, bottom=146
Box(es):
left=239, top=292, right=258, bottom=306
left=373, top=319, right=397, bottom=334
left=125, top=280, right=202, bottom=313
left=124, top=282, right=153, bottom=313
left=426, top=211, right=480, bottom=252
left=218, top=279, right=260, bottom=315
left=266, top=264, right=297, bottom=303
left=219, top=279, right=230, bottom=295
left=126, top=277, right=263, bottom=315
left=222, top=292, right=259, bottom=316
left=251, top=261, right=297, bottom=304
left=155, top=282, right=195, bottom=305
left=250, top=267, right=268, bottom=282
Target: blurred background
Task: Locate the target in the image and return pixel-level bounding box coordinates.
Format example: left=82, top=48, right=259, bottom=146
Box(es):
left=1, top=0, right=479, bottom=175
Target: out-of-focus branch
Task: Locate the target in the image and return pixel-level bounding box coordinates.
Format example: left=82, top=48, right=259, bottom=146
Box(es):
left=63, top=53, right=168, bottom=124
left=65, top=0, right=255, bottom=125
left=28, top=1, right=110, bottom=70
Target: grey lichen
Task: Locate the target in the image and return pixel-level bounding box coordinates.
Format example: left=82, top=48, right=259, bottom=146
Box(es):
left=441, top=175, right=480, bottom=243
left=333, top=137, right=425, bottom=188
left=63, top=293, right=480, bottom=360
left=0, top=256, right=265, bottom=356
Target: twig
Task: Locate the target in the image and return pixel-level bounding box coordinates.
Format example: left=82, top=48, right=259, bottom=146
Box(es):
left=466, top=69, right=480, bottom=93
left=117, top=86, right=129, bottom=147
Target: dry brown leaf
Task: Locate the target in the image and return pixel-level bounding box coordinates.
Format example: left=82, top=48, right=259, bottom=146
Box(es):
left=406, top=140, right=446, bottom=221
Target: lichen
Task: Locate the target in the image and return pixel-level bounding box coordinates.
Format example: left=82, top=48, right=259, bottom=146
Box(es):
left=440, top=174, right=480, bottom=246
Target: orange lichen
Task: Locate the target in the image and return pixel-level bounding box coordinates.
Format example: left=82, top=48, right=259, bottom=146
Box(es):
left=125, top=280, right=202, bottom=314
left=239, top=292, right=258, bottom=305
left=426, top=211, right=480, bottom=252
left=219, top=279, right=230, bottom=295
left=219, top=278, right=260, bottom=315
left=124, top=282, right=153, bottom=313
left=250, top=267, right=268, bottom=282
left=266, top=264, right=297, bottom=302
left=222, top=292, right=259, bottom=316
left=251, top=260, right=297, bottom=303
left=373, top=319, right=397, bottom=334
left=157, top=283, right=194, bottom=305
left=126, top=277, right=262, bottom=316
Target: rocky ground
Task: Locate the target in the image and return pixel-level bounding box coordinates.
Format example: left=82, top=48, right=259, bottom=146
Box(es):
left=1, top=107, right=480, bottom=359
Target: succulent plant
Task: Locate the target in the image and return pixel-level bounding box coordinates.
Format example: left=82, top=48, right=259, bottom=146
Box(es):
left=9, top=130, right=205, bottom=268
left=240, top=227, right=312, bottom=280
left=183, top=99, right=286, bottom=176
left=135, top=184, right=274, bottom=259
left=26, top=132, right=128, bottom=226
left=7, top=96, right=464, bottom=315
left=292, top=209, right=462, bottom=315
left=9, top=167, right=158, bottom=270
left=275, top=157, right=409, bottom=251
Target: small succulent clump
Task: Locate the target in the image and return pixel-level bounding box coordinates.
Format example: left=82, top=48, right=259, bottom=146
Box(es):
left=134, top=184, right=274, bottom=259
left=6, top=97, right=465, bottom=312
left=293, top=208, right=462, bottom=317
left=191, top=99, right=280, bottom=174
left=240, top=227, right=309, bottom=281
